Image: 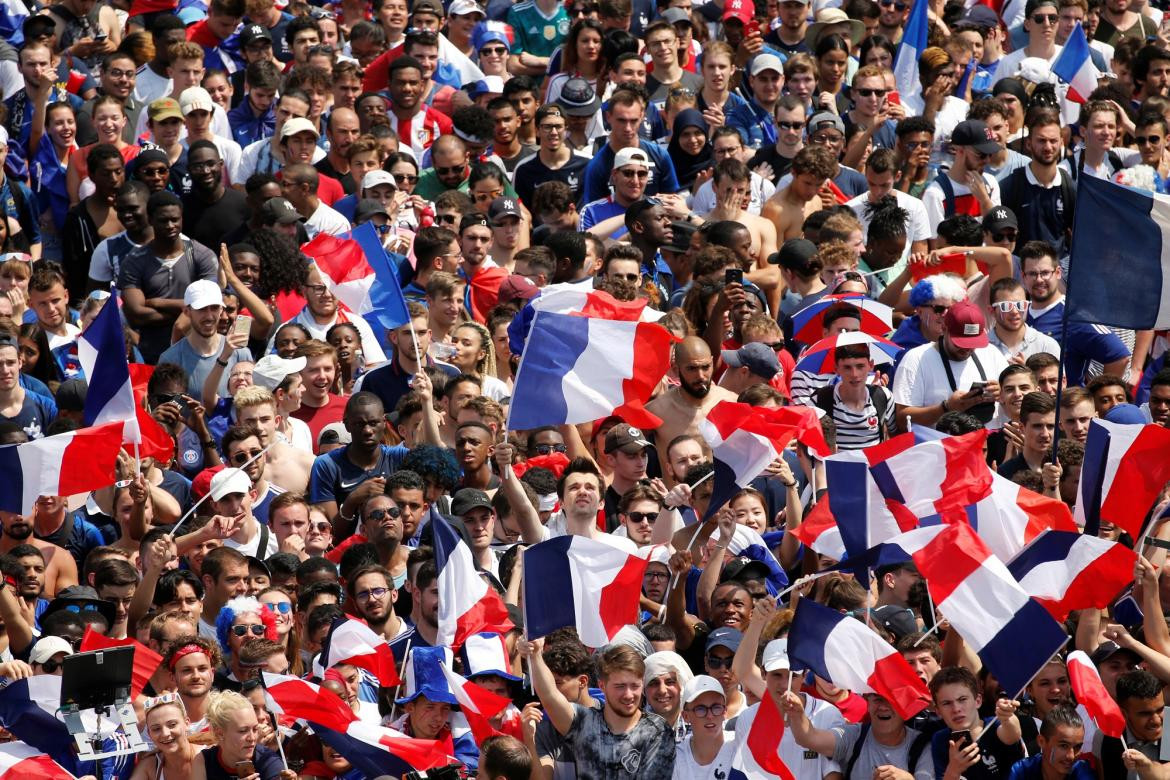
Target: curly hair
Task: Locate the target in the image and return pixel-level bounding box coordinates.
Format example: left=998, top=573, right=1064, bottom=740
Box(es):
left=249, top=227, right=309, bottom=298
left=215, top=596, right=279, bottom=657
left=401, top=444, right=461, bottom=492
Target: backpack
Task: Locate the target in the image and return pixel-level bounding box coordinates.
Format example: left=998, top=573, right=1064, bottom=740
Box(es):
left=999, top=164, right=1077, bottom=236
left=814, top=383, right=892, bottom=443
left=934, top=172, right=987, bottom=218
left=845, top=723, right=932, bottom=779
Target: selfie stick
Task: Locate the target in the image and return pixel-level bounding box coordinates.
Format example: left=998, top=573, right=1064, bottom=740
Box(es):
left=168, top=441, right=275, bottom=538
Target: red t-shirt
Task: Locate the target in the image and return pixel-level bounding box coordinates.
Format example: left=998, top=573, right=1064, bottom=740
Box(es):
left=291, top=393, right=349, bottom=453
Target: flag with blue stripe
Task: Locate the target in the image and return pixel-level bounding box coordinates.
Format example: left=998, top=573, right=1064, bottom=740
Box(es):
left=77, top=290, right=140, bottom=442
left=893, top=0, right=929, bottom=114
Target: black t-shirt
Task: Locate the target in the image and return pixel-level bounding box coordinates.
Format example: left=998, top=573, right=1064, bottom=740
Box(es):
left=747, top=145, right=795, bottom=185
left=315, top=156, right=356, bottom=195
left=931, top=720, right=1027, bottom=779
left=201, top=745, right=285, bottom=780
left=182, top=188, right=248, bottom=252
left=513, top=151, right=591, bottom=209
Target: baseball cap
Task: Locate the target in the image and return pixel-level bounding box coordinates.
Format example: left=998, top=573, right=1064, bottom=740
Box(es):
left=722, top=0, right=753, bottom=23
left=148, top=97, right=184, bottom=123
left=662, top=220, right=696, bottom=253
left=661, top=7, right=690, bottom=25
left=706, top=627, right=743, bottom=654
left=355, top=198, right=392, bottom=223
left=448, top=0, right=485, bottom=16
left=604, top=423, right=651, bottom=454
left=951, top=119, right=1001, bottom=155
left=260, top=197, right=303, bottom=225
left=762, top=639, right=791, bottom=672
left=253, top=354, right=307, bottom=391
left=960, top=4, right=1000, bottom=28
left=682, top=675, right=726, bottom=704
left=1024, top=0, right=1058, bottom=16
left=769, top=237, right=818, bottom=269
left=982, top=205, right=1017, bottom=235
left=412, top=0, right=444, bottom=15
left=281, top=117, right=320, bottom=140
left=451, top=488, right=493, bottom=516
left=55, top=378, right=88, bottom=412
left=184, top=279, right=224, bottom=310
left=808, top=110, right=845, bottom=136
left=319, top=422, right=351, bottom=447
left=613, top=147, right=651, bottom=170
left=721, top=342, right=781, bottom=380
left=467, top=75, right=505, bottom=98
left=179, top=86, right=213, bottom=115
left=556, top=77, right=600, bottom=117
left=496, top=274, right=539, bottom=305
left=872, top=604, right=919, bottom=640
left=750, top=53, right=784, bottom=77
left=30, top=636, right=75, bottom=666
left=721, top=556, right=771, bottom=584
left=362, top=170, right=397, bottom=191
left=943, top=300, right=989, bottom=349
left=1104, top=403, right=1148, bottom=425
left=240, top=23, right=272, bottom=47
left=1090, top=640, right=1141, bottom=667
left=472, top=20, right=512, bottom=52
left=489, top=196, right=522, bottom=224
left=210, top=468, right=252, bottom=501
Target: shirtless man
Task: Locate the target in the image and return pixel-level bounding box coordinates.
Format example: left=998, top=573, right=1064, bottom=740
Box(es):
left=705, top=158, right=780, bottom=310
left=762, top=146, right=837, bottom=240
left=233, top=386, right=313, bottom=493
left=644, top=337, right=737, bottom=477
left=0, top=511, right=77, bottom=597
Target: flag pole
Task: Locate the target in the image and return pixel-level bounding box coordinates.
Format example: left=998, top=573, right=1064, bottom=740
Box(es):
left=669, top=482, right=719, bottom=594
left=387, top=635, right=411, bottom=723
left=168, top=441, right=275, bottom=538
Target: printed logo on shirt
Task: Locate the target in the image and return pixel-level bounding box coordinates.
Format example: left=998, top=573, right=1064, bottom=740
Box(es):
left=803, top=750, right=819, bottom=760
left=620, top=748, right=641, bottom=773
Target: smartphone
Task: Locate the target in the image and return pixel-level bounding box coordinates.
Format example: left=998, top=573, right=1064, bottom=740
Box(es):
left=725, top=268, right=743, bottom=286
left=887, top=90, right=901, bottom=106
left=951, top=729, right=972, bottom=749
left=235, top=759, right=256, bottom=777
left=93, top=31, right=107, bottom=41
left=233, top=314, right=253, bottom=337
left=968, top=381, right=987, bottom=397
left=745, top=18, right=760, bottom=37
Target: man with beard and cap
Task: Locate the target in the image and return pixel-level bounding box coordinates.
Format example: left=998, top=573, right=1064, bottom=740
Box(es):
left=645, top=337, right=738, bottom=480
left=0, top=509, right=77, bottom=597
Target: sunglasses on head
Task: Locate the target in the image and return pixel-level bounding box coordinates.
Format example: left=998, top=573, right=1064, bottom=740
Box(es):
left=232, top=624, right=266, bottom=637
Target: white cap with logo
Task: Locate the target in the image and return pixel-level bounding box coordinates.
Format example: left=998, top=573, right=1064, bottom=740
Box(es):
left=613, top=147, right=650, bottom=170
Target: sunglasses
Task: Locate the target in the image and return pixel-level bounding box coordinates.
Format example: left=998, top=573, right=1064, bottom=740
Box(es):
left=706, top=654, right=734, bottom=669
left=610, top=272, right=641, bottom=282
left=1030, top=13, right=1058, bottom=23
left=312, top=520, right=332, bottom=532
left=902, top=139, right=931, bottom=150
left=393, top=172, right=419, bottom=184
left=1137, top=135, right=1163, bottom=145
left=63, top=603, right=103, bottom=614
left=992, top=229, right=1017, bottom=242
left=264, top=601, right=293, bottom=614
left=480, top=45, right=508, bottom=55
left=879, top=0, right=908, bottom=8
left=143, top=692, right=183, bottom=713
left=367, top=507, right=401, bottom=521
left=41, top=658, right=64, bottom=674
left=434, top=213, right=458, bottom=224
left=618, top=168, right=649, bottom=179
left=777, top=120, right=805, bottom=131
left=356, top=586, right=391, bottom=602
left=855, top=87, right=888, bottom=98
left=625, top=511, right=657, bottom=524
left=231, top=449, right=263, bottom=465
left=232, top=624, right=266, bottom=637
left=570, top=3, right=598, bottom=13
left=927, top=304, right=950, bottom=314
left=763, top=340, right=786, bottom=352
left=534, top=443, right=568, bottom=455
left=991, top=300, right=1028, bottom=313
left=669, top=87, right=695, bottom=98
left=435, top=165, right=465, bottom=176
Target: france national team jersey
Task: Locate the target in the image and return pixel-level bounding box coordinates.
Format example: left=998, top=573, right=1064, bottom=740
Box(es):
left=1027, top=299, right=1130, bottom=385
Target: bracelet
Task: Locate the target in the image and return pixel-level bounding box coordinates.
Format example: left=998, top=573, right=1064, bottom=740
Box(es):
left=200, top=439, right=215, bottom=449
left=781, top=480, right=797, bottom=488
left=216, top=358, right=229, bottom=367
left=940, top=398, right=949, bottom=412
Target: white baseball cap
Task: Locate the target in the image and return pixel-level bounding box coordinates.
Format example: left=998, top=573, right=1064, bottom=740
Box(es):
left=184, top=279, right=224, bottom=310
left=30, top=635, right=74, bottom=665
left=362, top=170, right=397, bottom=191
left=448, top=0, right=485, bottom=16
left=682, top=674, right=726, bottom=705
left=613, top=147, right=650, bottom=170
left=179, top=86, right=214, bottom=115
left=210, top=467, right=253, bottom=501
left=762, top=638, right=791, bottom=672
left=750, top=53, right=784, bottom=77
left=252, top=354, right=307, bottom=392
left=281, top=117, right=320, bottom=140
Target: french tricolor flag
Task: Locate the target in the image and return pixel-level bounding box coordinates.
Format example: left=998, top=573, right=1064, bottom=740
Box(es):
left=438, top=663, right=512, bottom=746
left=1052, top=22, right=1096, bottom=103
left=959, top=473, right=1079, bottom=562
left=1066, top=650, right=1127, bottom=738
left=0, top=421, right=126, bottom=513
left=791, top=497, right=846, bottom=561
left=320, top=615, right=402, bottom=687
left=893, top=0, right=929, bottom=114
left=432, top=514, right=514, bottom=650
left=0, top=743, right=73, bottom=779
left=1074, top=417, right=1170, bottom=538
left=523, top=536, right=651, bottom=647
left=788, top=598, right=931, bottom=720
left=890, top=522, right=1069, bottom=697
left=1007, top=530, right=1137, bottom=621
left=78, top=290, right=139, bottom=443
left=508, top=310, right=676, bottom=431
left=700, top=402, right=829, bottom=521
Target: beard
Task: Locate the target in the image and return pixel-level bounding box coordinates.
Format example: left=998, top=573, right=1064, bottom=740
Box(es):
left=4, top=522, right=31, bottom=541
left=680, top=377, right=711, bottom=399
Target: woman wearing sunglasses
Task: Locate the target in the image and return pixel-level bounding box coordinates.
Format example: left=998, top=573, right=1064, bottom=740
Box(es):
left=131, top=693, right=202, bottom=780
left=215, top=596, right=278, bottom=689
left=257, top=587, right=302, bottom=677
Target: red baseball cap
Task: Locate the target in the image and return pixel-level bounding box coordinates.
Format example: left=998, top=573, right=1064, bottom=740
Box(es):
left=722, top=0, right=754, bottom=24
left=944, top=300, right=989, bottom=349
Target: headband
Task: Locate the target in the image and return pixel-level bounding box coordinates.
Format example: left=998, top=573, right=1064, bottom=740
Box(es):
left=167, top=643, right=207, bottom=671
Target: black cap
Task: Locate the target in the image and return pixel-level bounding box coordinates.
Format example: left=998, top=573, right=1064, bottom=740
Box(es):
left=354, top=198, right=391, bottom=224
left=768, top=237, right=818, bottom=269
left=721, top=556, right=771, bottom=584
left=460, top=212, right=490, bottom=233
left=240, top=23, right=273, bottom=46
left=451, top=488, right=493, bottom=516
left=951, top=119, right=1001, bottom=155
left=44, top=585, right=117, bottom=627
left=55, top=378, right=88, bottom=412
left=261, top=197, right=303, bottom=225
left=556, top=77, right=600, bottom=117
left=488, top=196, right=522, bottom=225
left=982, top=205, right=1017, bottom=234
left=604, top=423, right=651, bottom=454
left=871, top=605, right=919, bottom=641
left=1090, top=640, right=1141, bottom=667
left=662, top=220, right=696, bottom=253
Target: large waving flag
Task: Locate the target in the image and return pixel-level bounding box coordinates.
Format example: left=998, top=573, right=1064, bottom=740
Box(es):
left=739, top=691, right=796, bottom=780
left=320, top=615, right=402, bottom=687
left=1007, top=530, right=1137, bottom=621
left=788, top=598, right=931, bottom=720
left=0, top=742, right=74, bottom=779
left=438, top=663, right=512, bottom=746
left=523, top=536, right=652, bottom=647
left=127, top=363, right=176, bottom=463
left=0, top=421, right=125, bottom=513
left=962, top=473, right=1079, bottom=561
left=890, top=522, right=1069, bottom=697
left=432, top=514, right=514, bottom=650
left=302, top=222, right=411, bottom=352
left=1066, top=651, right=1127, bottom=738
left=81, top=626, right=163, bottom=699
left=1074, top=417, right=1170, bottom=538
left=507, top=282, right=663, bottom=360
left=893, top=0, right=929, bottom=114
left=1052, top=22, right=1096, bottom=103
left=507, top=310, right=676, bottom=431
left=263, top=673, right=451, bottom=777
left=1067, top=176, right=1170, bottom=330
left=700, top=402, right=830, bottom=520
left=791, top=497, right=847, bottom=561
left=78, top=291, right=140, bottom=442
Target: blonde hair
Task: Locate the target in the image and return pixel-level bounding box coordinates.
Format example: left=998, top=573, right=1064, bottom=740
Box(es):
left=233, top=385, right=277, bottom=411
left=206, top=690, right=253, bottom=732
left=454, top=321, right=497, bottom=377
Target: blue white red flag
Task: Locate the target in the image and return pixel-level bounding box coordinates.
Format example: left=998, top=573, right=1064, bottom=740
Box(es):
left=320, top=615, right=402, bottom=687
left=1052, top=22, right=1096, bottom=102
left=893, top=0, right=930, bottom=114
left=1007, top=530, right=1137, bottom=621
left=0, top=421, right=126, bottom=513
left=1074, top=417, right=1170, bottom=538
left=78, top=290, right=140, bottom=442
left=438, top=663, right=511, bottom=746
left=1066, top=650, right=1127, bottom=738
left=432, top=514, right=514, bottom=650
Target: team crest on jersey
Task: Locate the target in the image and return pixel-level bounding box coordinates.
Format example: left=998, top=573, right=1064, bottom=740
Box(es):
left=868, top=416, right=879, bottom=428
left=543, top=24, right=556, bottom=39
left=557, top=18, right=570, bottom=34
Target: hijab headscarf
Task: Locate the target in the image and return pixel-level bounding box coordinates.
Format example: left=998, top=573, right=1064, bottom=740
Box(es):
left=667, top=107, right=712, bottom=190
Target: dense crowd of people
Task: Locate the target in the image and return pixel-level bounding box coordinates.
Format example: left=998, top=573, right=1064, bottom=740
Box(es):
left=0, top=0, right=1169, bottom=776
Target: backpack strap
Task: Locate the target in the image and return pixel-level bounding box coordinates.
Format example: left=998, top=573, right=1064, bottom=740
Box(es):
left=935, top=172, right=957, bottom=217
left=1058, top=167, right=1077, bottom=232
left=908, top=729, right=932, bottom=772
left=814, top=383, right=836, bottom=418
left=869, top=385, right=890, bottom=442
left=256, top=522, right=270, bottom=558
left=845, top=722, right=871, bottom=779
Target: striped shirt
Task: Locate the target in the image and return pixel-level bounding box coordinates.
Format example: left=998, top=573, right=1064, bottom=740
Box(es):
left=824, top=384, right=895, bottom=451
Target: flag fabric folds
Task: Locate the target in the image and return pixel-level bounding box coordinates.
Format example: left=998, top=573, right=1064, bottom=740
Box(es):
left=508, top=310, right=676, bottom=430
left=1007, top=530, right=1137, bottom=621
left=1052, top=22, right=1096, bottom=103
left=438, top=663, right=511, bottom=746
left=319, top=615, right=403, bottom=687
left=893, top=0, right=929, bottom=114
left=432, top=514, right=514, bottom=650
left=77, top=291, right=139, bottom=442
left=523, top=536, right=651, bottom=647
left=741, top=691, right=796, bottom=780
left=1066, top=650, right=1127, bottom=738
left=0, top=742, right=75, bottom=779
left=0, top=420, right=125, bottom=513
left=1074, top=418, right=1170, bottom=538
left=787, top=598, right=931, bottom=720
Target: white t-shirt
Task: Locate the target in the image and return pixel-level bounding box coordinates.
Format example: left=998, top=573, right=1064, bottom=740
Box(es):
left=134, top=102, right=232, bottom=145
left=845, top=189, right=931, bottom=244
left=991, top=45, right=1064, bottom=86
left=46, top=323, right=81, bottom=351
left=277, top=306, right=388, bottom=365
left=133, top=64, right=172, bottom=106
left=733, top=695, right=845, bottom=780
left=223, top=522, right=279, bottom=558
left=305, top=201, right=352, bottom=238
left=921, top=172, right=1000, bottom=236
left=891, top=341, right=1010, bottom=409
left=671, top=734, right=740, bottom=780
left=236, top=137, right=327, bottom=181
left=278, top=417, right=315, bottom=454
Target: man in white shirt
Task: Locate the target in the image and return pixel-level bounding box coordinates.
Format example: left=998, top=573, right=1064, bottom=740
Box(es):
left=922, top=120, right=1002, bottom=239
left=845, top=148, right=930, bottom=256
left=892, top=299, right=1010, bottom=428
left=208, top=468, right=278, bottom=558
left=281, top=161, right=351, bottom=237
